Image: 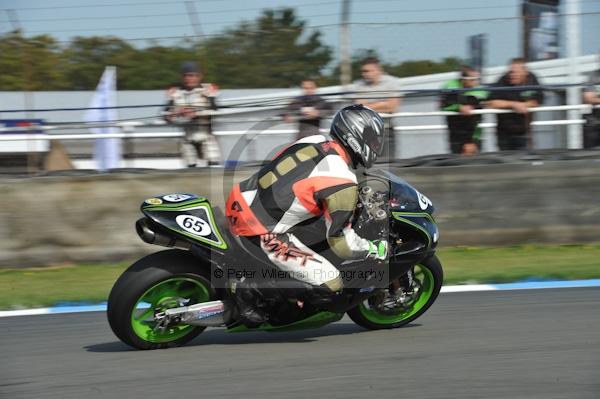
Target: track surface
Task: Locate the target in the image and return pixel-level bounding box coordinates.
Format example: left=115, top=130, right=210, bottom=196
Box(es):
left=2, top=288, right=599, bottom=399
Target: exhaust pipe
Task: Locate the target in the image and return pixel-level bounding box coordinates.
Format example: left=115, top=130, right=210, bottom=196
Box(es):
left=136, top=218, right=191, bottom=249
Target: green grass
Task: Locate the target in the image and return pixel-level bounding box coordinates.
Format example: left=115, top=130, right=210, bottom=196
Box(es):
left=1, top=245, right=600, bottom=310
left=0, top=263, right=129, bottom=310
left=439, top=244, right=600, bottom=285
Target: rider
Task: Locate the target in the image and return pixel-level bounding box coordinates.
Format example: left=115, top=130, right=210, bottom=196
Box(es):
left=225, top=104, right=389, bottom=326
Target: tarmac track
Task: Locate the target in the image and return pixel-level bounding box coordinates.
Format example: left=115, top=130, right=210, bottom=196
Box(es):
left=1, top=288, right=599, bottom=399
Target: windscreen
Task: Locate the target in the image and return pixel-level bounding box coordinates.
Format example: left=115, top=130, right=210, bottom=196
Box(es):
left=367, top=169, right=434, bottom=214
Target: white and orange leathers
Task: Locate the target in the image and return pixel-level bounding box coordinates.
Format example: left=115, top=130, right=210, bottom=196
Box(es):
left=226, top=135, right=372, bottom=290
left=165, top=84, right=221, bottom=166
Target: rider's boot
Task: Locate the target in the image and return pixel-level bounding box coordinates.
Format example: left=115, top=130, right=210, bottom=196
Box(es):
left=231, top=279, right=269, bottom=328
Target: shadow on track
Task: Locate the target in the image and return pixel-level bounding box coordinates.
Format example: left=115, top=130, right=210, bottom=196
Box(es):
left=85, top=322, right=421, bottom=352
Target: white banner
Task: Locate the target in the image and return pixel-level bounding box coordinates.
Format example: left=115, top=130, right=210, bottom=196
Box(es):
left=83, top=66, right=121, bottom=170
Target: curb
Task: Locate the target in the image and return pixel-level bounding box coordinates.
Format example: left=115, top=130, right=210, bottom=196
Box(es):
left=0, top=303, right=108, bottom=318
left=1, top=279, right=600, bottom=318
left=440, top=278, right=600, bottom=293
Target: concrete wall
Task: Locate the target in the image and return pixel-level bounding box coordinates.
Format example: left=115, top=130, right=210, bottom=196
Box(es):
left=1, top=160, right=599, bottom=268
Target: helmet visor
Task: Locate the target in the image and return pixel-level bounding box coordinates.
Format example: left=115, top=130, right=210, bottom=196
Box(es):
left=363, top=125, right=384, bottom=156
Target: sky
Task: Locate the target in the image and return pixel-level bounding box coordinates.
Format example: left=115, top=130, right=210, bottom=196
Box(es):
left=1, top=0, right=599, bottom=68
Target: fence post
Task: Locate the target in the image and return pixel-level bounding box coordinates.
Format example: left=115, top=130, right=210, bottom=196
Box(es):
left=566, top=0, right=583, bottom=149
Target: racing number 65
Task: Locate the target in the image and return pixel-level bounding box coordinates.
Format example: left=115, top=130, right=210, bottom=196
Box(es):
left=176, top=215, right=212, bottom=236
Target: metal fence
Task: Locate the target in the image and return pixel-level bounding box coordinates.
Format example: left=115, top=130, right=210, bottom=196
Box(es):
left=1, top=54, right=599, bottom=170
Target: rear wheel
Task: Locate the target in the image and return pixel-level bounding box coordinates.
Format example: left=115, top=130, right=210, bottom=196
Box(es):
left=347, top=255, right=443, bottom=329
left=107, top=249, right=216, bottom=349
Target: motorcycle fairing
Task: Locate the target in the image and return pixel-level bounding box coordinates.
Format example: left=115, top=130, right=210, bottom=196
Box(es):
left=365, top=169, right=435, bottom=214
left=227, top=311, right=343, bottom=333
left=141, top=193, right=228, bottom=250
left=391, top=211, right=439, bottom=250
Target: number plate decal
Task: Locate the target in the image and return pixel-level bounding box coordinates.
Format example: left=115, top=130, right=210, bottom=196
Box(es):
left=175, top=215, right=212, bottom=237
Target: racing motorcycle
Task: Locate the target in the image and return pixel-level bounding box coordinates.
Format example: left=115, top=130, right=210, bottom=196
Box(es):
left=107, top=169, right=443, bottom=350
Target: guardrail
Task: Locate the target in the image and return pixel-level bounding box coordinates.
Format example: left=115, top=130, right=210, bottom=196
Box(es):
left=0, top=103, right=598, bottom=140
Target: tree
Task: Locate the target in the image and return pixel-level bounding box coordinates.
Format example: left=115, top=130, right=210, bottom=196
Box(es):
left=117, top=43, right=198, bottom=90
left=387, top=57, right=463, bottom=78
left=0, top=14, right=465, bottom=91
left=323, top=51, right=464, bottom=86
left=0, top=31, right=67, bottom=90
left=61, top=36, right=138, bottom=90
left=203, top=8, right=332, bottom=88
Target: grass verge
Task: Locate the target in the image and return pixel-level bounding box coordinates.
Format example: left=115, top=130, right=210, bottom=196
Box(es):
left=439, top=244, right=600, bottom=284
left=0, top=263, right=129, bottom=310
left=1, top=245, right=600, bottom=310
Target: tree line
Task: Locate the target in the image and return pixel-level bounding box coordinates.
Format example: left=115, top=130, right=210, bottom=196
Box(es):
left=0, top=8, right=463, bottom=91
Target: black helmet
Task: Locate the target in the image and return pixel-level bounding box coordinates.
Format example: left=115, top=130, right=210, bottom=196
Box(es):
left=330, top=104, right=385, bottom=168
left=181, top=61, right=200, bottom=74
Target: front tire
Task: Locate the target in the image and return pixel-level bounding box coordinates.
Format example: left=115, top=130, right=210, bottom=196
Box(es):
left=107, top=249, right=217, bottom=350
left=347, top=255, right=443, bottom=329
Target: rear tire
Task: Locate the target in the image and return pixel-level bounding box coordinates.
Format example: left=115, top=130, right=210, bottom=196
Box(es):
left=107, top=249, right=217, bottom=350
left=347, top=255, right=443, bottom=329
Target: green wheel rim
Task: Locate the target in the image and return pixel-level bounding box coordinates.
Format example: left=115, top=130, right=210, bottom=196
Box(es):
left=359, top=264, right=435, bottom=325
left=130, top=277, right=210, bottom=343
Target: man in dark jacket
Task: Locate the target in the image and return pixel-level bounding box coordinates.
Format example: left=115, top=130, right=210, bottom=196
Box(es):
left=282, top=79, right=332, bottom=140
left=440, top=66, right=488, bottom=154
left=487, top=58, right=544, bottom=151
left=582, top=78, right=600, bottom=148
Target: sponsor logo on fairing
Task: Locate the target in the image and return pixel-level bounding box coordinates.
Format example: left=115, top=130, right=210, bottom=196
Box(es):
left=416, top=190, right=433, bottom=210
left=163, top=194, right=192, bottom=202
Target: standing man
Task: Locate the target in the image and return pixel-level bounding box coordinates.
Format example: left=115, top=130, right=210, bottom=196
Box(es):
left=164, top=61, right=220, bottom=167
left=440, top=66, right=488, bottom=155
left=487, top=58, right=544, bottom=151
left=282, top=79, right=332, bottom=140
left=582, top=76, right=600, bottom=148
left=351, top=57, right=401, bottom=161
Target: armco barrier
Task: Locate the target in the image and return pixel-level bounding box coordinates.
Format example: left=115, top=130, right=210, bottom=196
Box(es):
left=1, top=159, right=599, bottom=267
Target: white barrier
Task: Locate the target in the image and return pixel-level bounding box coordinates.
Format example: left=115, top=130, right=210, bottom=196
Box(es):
left=0, top=104, right=598, bottom=140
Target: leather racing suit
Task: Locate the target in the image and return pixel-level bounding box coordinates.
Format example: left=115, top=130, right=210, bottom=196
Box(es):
left=164, top=84, right=221, bottom=166
left=226, top=134, right=379, bottom=294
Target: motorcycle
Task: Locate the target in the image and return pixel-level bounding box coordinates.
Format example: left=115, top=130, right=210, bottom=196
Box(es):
left=107, top=169, right=443, bottom=350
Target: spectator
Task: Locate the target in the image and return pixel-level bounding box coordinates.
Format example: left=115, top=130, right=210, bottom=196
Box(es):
left=487, top=57, right=544, bottom=151
left=582, top=76, right=600, bottom=148
left=282, top=79, right=332, bottom=140
left=164, top=61, right=220, bottom=167
left=351, top=57, right=401, bottom=161
left=440, top=66, right=488, bottom=155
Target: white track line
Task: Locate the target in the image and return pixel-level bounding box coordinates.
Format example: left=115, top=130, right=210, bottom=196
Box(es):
left=1, top=280, right=600, bottom=318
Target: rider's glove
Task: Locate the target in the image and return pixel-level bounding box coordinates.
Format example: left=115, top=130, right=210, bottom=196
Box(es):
left=366, top=240, right=388, bottom=261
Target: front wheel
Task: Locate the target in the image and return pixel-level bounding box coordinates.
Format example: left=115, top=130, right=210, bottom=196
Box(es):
left=347, top=255, right=443, bottom=329
left=107, top=249, right=217, bottom=350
